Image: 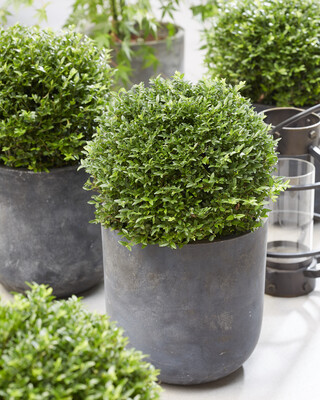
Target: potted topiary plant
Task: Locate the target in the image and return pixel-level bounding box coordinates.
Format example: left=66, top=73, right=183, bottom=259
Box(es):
left=0, top=283, right=161, bottom=399
left=81, top=73, right=285, bottom=384
left=202, top=0, right=320, bottom=110
left=0, top=23, right=113, bottom=297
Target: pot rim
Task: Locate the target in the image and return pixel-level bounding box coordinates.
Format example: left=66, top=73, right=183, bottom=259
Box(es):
left=87, top=23, right=184, bottom=49
left=0, top=163, right=81, bottom=175
left=106, top=220, right=267, bottom=249
left=129, top=24, right=184, bottom=48
left=262, top=107, right=320, bottom=131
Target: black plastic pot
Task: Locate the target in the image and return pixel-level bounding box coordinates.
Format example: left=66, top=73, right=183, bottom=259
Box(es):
left=0, top=165, right=103, bottom=298
left=102, top=223, right=268, bottom=385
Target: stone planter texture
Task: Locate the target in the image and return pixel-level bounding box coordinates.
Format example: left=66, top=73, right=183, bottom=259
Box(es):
left=0, top=166, right=103, bottom=297
left=102, top=223, right=268, bottom=385
left=129, top=26, right=184, bottom=86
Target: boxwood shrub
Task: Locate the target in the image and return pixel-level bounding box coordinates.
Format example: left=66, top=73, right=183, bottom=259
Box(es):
left=0, top=284, right=161, bottom=399
left=0, top=23, right=113, bottom=171
left=82, top=73, right=284, bottom=249
left=204, top=0, right=320, bottom=107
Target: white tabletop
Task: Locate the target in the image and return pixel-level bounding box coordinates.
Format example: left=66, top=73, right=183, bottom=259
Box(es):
left=161, top=281, right=320, bottom=400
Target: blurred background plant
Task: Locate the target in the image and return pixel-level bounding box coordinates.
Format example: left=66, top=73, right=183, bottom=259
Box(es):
left=189, top=0, right=219, bottom=22
left=0, top=0, right=48, bottom=24
left=64, top=0, right=181, bottom=87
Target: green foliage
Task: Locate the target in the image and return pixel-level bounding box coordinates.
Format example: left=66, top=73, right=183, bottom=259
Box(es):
left=0, top=0, right=180, bottom=88
left=190, top=0, right=220, bottom=22
left=64, top=0, right=180, bottom=88
left=82, top=73, right=284, bottom=249
left=203, top=0, right=320, bottom=107
left=0, top=283, right=161, bottom=399
left=0, top=23, right=113, bottom=171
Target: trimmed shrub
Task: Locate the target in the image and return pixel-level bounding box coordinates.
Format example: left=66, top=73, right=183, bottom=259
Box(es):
left=82, top=73, right=284, bottom=249
left=204, top=0, right=320, bottom=107
left=0, top=284, right=161, bottom=399
left=0, top=23, right=113, bottom=171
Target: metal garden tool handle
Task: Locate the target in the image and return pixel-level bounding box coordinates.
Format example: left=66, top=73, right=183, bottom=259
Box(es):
left=269, top=103, right=320, bottom=135
left=309, top=144, right=320, bottom=165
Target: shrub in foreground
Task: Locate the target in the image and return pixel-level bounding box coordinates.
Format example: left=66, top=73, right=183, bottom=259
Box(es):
left=0, top=284, right=160, bottom=399
left=82, top=73, right=284, bottom=249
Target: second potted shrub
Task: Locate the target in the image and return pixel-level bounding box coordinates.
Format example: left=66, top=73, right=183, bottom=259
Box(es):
left=0, top=24, right=113, bottom=297
left=82, top=74, right=285, bottom=384
left=203, top=0, right=320, bottom=109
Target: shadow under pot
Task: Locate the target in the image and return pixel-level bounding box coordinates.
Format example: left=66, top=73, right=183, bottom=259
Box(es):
left=102, top=223, right=268, bottom=385
left=0, top=165, right=103, bottom=298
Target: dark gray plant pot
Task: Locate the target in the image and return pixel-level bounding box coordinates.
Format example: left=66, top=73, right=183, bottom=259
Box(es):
left=253, top=103, right=274, bottom=113
left=257, top=106, right=320, bottom=213
left=0, top=165, right=103, bottom=298
left=129, top=26, right=184, bottom=86
left=102, top=223, right=268, bottom=385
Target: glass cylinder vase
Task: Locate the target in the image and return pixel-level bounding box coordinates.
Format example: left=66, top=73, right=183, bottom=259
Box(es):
left=267, top=157, right=315, bottom=269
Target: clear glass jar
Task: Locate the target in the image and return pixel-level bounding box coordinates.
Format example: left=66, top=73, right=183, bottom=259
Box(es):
left=267, top=157, right=315, bottom=269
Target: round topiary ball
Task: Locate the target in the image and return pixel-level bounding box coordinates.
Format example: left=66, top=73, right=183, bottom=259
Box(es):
left=0, top=23, right=113, bottom=171
left=204, top=0, right=320, bottom=107
left=82, top=73, right=283, bottom=248
left=0, top=284, right=161, bottom=399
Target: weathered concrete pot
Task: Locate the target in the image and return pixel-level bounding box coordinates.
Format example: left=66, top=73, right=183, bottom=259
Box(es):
left=0, top=165, right=103, bottom=298
left=102, top=223, right=268, bottom=385
left=129, top=26, right=184, bottom=86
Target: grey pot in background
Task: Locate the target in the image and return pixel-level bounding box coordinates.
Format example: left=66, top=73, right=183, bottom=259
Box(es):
left=102, top=223, right=268, bottom=385
left=0, top=165, right=103, bottom=298
left=129, top=26, right=184, bottom=86
left=260, top=107, right=320, bottom=214
left=253, top=103, right=274, bottom=113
